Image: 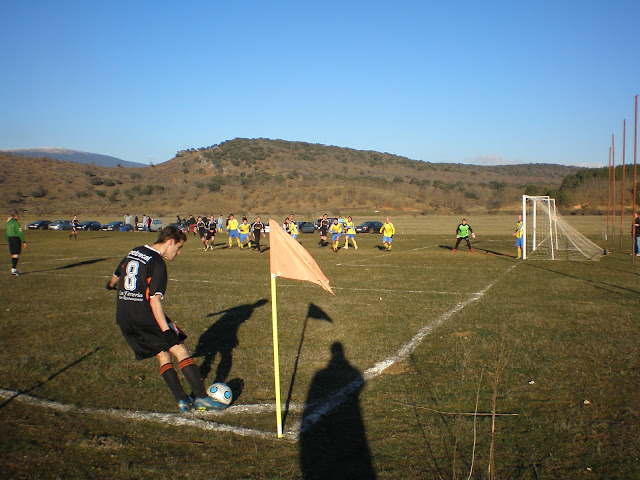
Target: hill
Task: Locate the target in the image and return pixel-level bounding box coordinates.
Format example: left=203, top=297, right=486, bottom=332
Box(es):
left=0, top=147, right=144, bottom=168
left=0, top=138, right=587, bottom=219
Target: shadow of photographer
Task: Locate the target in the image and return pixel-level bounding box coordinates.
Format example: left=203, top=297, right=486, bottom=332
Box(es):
left=299, top=342, right=376, bottom=480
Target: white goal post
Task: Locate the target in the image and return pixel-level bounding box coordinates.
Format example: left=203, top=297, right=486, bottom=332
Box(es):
left=522, top=195, right=604, bottom=261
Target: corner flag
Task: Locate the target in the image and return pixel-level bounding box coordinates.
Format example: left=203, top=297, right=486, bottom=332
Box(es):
left=268, top=219, right=334, bottom=438
left=269, top=219, right=334, bottom=295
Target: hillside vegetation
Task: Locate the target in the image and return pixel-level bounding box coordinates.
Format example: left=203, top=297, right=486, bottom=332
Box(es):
left=3, top=137, right=632, bottom=219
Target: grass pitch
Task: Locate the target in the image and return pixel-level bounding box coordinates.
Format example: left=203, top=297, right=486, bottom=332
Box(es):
left=1, top=217, right=639, bottom=479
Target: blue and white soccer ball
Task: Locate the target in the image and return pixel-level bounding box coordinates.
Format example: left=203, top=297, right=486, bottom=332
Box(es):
left=206, top=382, right=233, bottom=408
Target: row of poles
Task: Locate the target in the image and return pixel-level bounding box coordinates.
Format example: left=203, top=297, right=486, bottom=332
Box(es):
left=607, top=95, right=638, bottom=262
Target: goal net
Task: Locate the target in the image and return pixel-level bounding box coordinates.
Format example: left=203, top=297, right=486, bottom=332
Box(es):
left=522, top=196, right=604, bottom=261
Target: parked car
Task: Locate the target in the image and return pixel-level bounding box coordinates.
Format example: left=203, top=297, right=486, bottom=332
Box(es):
left=298, top=221, right=316, bottom=234
left=137, top=219, right=163, bottom=231
left=78, top=220, right=101, bottom=231
left=149, top=219, right=163, bottom=232
left=27, top=219, right=52, bottom=230
left=355, top=221, right=383, bottom=233
left=102, top=221, right=125, bottom=231
left=48, top=220, right=72, bottom=230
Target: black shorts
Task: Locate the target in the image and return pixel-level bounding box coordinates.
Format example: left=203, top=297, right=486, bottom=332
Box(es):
left=118, top=315, right=188, bottom=360
left=205, top=231, right=214, bottom=240
left=198, top=228, right=206, bottom=238
left=8, top=237, right=21, bottom=255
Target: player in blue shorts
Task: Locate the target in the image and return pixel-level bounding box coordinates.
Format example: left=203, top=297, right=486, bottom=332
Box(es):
left=238, top=217, right=252, bottom=249
left=380, top=217, right=395, bottom=252
left=513, top=214, right=523, bottom=259
left=343, top=215, right=358, bottom=250
left=329, top=217, right=342, bottom=253
left=226, top=214, right=240, bottom=248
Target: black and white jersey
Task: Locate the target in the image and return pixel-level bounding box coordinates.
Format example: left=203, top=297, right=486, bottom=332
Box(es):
left=251, top=222, right=265, bottom=235
left=320, top=219, right=330, bottom=234
left=113, top=245, right=168, bottom=359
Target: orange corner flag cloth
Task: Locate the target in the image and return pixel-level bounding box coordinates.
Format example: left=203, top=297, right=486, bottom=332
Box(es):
left=269, top=219, right=334, bottom=295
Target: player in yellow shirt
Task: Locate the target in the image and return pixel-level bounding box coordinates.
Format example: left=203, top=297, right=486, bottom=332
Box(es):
left=226, top=214, right=240, bottom=248
left=238, top=217, right=252, bottom=249
left=328, top=217, right=343, bottom=253
left=343, top=216, right=358, bottom=250
left=513, top=214, right=523, bottom=259
left=380, top=217, right=395, bottom=252
left=288, top=218, right=299, bottom=240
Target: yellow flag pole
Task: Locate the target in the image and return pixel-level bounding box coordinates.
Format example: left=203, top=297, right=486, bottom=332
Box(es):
left=270, top=273, right=284, bottom=438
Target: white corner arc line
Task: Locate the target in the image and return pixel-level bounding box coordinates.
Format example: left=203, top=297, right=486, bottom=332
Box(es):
left=292, top=264, right=517, bottom=436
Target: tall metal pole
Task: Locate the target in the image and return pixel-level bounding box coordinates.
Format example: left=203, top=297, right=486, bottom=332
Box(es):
left=607, top=147, right=611, bottom=241
left=633, top=95, right=638, bottom=262
left=621, top=120, right=625, bottom=250
left=612, top=134, right=616, bottom=243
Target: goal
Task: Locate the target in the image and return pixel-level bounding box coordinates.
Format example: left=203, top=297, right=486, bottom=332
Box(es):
left=522, top=196, right=604, bottom=261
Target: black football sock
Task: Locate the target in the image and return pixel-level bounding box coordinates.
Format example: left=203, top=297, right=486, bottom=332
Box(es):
left=160, top=363, right=189, bottom=402
left=11, top=258, right=18, bottom=269
left=179, top=357, right=207, bottom=399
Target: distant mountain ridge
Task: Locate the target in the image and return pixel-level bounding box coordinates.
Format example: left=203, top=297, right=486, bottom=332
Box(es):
left=0, top=147, right=145, bottom=168
left=1, top=138, right=600, bottom=217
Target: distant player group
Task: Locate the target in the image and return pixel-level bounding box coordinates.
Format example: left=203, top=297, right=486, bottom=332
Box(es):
left=179, top=213, right=397, bottom=254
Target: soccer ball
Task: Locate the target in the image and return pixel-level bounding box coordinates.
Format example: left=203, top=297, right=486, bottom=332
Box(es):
left=206, top=382, right=233, bottom=408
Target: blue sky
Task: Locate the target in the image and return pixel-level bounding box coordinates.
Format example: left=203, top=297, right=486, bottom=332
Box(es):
left=1, top=1, right=638, bottom=167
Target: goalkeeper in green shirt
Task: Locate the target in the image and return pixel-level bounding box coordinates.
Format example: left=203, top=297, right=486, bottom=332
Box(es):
left=6, top=210, right=27, bottom=275
left=453, top=218, right=474, bottom=252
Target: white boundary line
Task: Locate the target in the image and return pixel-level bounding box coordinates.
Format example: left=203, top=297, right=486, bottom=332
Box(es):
left=293, top=264, right=517, bottom=435
left=1, top=264, right=516, bottom=441
left=0, top=388, right=292, bottom=442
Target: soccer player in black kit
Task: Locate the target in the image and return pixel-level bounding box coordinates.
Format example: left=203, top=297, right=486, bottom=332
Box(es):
left=204, top=215, right=216, bottom=251
left=106, top=226, right=222, bottom=411
left=251, top=216, right=266, bottom=253
left=318, top=214, right=330, bottom=247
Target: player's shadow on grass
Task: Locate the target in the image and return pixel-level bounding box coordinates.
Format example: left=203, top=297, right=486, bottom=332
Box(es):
left=27, top=257, right=112, bottom=274
left=299, top=342, right=376, bottom=480
left=194, top=299, right=268, bottom=384
left=473, top=247, right=513, bottom=258
left=282, top=304, right=333, bottom=428
left=0, top=347, right=101, bottom=410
